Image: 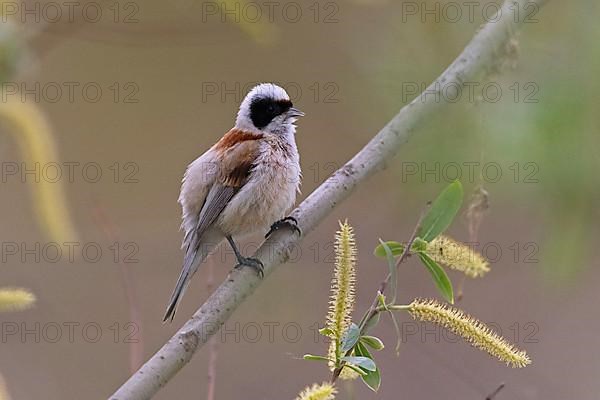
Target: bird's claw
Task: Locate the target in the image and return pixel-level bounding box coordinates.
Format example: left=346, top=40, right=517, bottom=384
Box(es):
left=265, top=216, right=301, bottom=238
left=234, top=256, right=264, bottom=278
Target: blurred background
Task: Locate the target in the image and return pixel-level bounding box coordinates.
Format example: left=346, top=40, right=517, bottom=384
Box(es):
left=0, top=0, right=598, bottom=398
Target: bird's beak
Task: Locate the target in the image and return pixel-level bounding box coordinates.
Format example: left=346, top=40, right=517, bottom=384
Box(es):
left=287, top=107, right=305, bottom=118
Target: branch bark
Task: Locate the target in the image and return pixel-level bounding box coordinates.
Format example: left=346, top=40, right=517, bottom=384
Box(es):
left=110, top=1, right=548, bottom=398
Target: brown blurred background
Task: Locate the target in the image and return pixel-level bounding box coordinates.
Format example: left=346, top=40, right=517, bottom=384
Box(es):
left=0, top=0, right=599, bottom=398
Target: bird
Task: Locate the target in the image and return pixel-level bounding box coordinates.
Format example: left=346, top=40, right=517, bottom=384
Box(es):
left=163, top=83, right=304, bottom=322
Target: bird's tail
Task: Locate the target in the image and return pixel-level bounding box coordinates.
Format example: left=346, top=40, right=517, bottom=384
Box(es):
left=162, top=267, right=193, bottom=323
left=163, top=231, right=221, bottom=323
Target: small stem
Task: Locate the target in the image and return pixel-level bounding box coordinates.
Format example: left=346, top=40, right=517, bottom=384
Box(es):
left=359, top=212, right=424, bottom=331
left=383, top=305, right=410, bottom=311
left=331, top=213, right=425, bottom=384
left=485, top=383, right=505, bottom=400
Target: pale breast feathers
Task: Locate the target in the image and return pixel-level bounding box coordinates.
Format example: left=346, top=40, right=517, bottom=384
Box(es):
left=217, top=132, right=300, bottom=235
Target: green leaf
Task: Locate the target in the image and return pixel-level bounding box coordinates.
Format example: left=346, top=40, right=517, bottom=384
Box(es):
left=388, top=309, right=402, bottom=355
left=341, top=323, right=360, bottom=353
left=417, top=180, right=463, bottom=241
left=318, top=327, right=334, bottom=337
left=411, top=237, right=428, bottom=252
left=355, top=341, right=381, bottom=391
left=355, top=341, right=372, bottom=359
left=361, top=367, right=381, bottom=392
left=374, top=241, right=404, bottom=258
left=341, top=356, right=377, bottom=371
left=360, top=335, right=385, bottom=351
left=376, top=291, right=386, bottom=307
left=344, top=364, right=368, bottom=376
left=419, top=253, right=454, bottom=304
left=378, top=239, right=398, bottom=303
left=303, top=354, right=330, bottom=362
left=374, top=239, right=429, bottom=258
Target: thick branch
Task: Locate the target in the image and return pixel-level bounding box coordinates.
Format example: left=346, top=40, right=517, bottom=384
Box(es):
left=110, top=1, right=547, bottom=398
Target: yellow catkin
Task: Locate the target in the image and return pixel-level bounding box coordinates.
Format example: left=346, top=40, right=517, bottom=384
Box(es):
left=0, top=96, right=79, bottom=243
left=0, top=288, right=36, bottom=312
left=0, top=372, right=11, bottom=400
left=326, top=221, right=358, bottom=379
left=295, top=382, right=337, bottom=400
left=426, top=236, right=490, bottom=278
left=337, top=360, right=359, bottom=380
left=408, top=298, right=531, bottom=368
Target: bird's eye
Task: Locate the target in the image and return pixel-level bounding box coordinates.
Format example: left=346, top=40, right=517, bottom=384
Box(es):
left=267, top=104, right=275, bottom=113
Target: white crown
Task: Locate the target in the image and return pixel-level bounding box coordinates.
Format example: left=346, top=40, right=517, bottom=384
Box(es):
left=243, top=83, right=290, bottom=104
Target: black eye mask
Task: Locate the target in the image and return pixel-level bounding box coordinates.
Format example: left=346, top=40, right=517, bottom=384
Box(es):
left=249, top=98, right=293, bottom=129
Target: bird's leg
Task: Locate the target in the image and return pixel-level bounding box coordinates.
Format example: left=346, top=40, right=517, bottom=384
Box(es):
left=226, top=235, right=264, bottom=278
left=265, top=216, right=301, bottom=238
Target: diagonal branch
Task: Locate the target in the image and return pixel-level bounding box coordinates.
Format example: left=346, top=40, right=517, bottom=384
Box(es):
left=110, top=1, right=548, bottom=398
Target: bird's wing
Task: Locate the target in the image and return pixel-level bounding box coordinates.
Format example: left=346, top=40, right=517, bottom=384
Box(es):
left=183, top=130, right=263, bottom=258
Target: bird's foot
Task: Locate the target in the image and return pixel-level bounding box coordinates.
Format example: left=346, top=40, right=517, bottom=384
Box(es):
left=234, top=256, right=264, bottom=278
left=265, top=216, right=301, bottom=238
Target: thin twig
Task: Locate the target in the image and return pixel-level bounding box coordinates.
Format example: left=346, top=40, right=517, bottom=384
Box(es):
left=331, top=212, right=424, bottom=383
left=485, top=383, right=505, bottom=400
left=362, top=211, right=425, bottom=328
left=91, top=200, right=144, bottom=374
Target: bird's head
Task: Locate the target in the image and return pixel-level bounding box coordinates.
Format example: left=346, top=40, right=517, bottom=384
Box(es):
left=235, top=83, right=304, bottom=136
